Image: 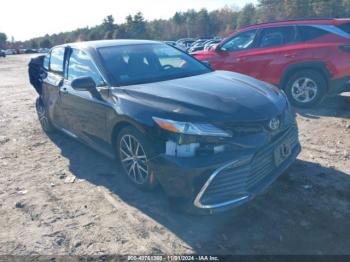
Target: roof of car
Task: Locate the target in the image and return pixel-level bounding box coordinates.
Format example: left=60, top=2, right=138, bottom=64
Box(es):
left=240, top=18, right=350, bottom=31
left=57, top=39, right=162, bottom=50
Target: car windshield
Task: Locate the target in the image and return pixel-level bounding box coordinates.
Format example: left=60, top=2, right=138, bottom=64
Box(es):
left=98, top=43, right=212, bottom=86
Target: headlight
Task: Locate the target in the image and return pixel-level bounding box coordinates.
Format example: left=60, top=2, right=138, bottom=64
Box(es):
left=152, top=117, right=231, bottom=137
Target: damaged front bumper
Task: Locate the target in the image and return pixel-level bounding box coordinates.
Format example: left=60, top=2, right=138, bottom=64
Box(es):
left=149, top=124, right=301, bottom=213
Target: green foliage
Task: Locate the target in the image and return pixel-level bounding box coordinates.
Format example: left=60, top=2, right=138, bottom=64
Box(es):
left=124, top=12, right=149, bottom=39
left=30, top=40, right=38, bottom=49
left=0, top=32, right=7, bottom=49
left=18, top=1, right=350, bottom=48
left=39, top=38, right=52, bottom=48
left=103, top=15, right=115, bottom=32
left=237, top=4, right=257, bottom=28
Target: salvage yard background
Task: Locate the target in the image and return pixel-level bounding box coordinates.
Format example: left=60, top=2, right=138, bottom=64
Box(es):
left=0, top=54, right=350, bottom=255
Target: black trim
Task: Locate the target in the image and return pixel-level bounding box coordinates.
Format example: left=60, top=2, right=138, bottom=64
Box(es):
left=279, top=61, right=331, bottom=89
left=329, top=76, right=350, bottom=95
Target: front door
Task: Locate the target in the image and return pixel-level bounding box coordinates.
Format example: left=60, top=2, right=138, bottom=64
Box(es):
left=61, top=48, right=110, bottom=149
left=213, top=29, right=258, bottom=75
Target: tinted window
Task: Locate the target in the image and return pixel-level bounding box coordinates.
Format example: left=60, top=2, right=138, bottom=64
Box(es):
left=298, top=26, right=329, bottom=41
left=258, top=26, right=296, bottom=48
left=336, top=22, right=350, bottom=34
left=221, top=29, right=257, bottom=51
left=49, top=47, right=64, bottom=74
left=43, top=53, right=50, bottom=70
left=98, top=43, right=211, bottom=86
left=68, top=49, right=104, bottom=86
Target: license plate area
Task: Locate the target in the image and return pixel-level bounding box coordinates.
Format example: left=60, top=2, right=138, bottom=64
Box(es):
left=274, top=141, right=292, bottom=166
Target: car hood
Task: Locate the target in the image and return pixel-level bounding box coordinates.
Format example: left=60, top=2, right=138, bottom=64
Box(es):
left=116, top=71, right=287, bottom=123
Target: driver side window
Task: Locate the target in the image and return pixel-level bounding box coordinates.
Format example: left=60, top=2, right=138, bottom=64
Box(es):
left=68, top=49, right=105, bottom=86
left=221, top=29, right=257, bottom=52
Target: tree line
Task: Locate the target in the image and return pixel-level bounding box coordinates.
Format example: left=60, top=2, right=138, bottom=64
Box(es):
left=1, top=0, right=350, bottom=50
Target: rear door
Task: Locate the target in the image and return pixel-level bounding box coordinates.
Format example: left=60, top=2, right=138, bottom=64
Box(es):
left=41, top=46, right=68, bottom=129
left=245, top=26, right=299, bottom=84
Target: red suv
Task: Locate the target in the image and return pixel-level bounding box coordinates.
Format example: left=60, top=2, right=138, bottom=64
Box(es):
left=193, top=19, right=350, bottom=107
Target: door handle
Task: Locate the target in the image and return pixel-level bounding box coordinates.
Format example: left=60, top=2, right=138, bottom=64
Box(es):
left=236, top=57, right=247, bottom=62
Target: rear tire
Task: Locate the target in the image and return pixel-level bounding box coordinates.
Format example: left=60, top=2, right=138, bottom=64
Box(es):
left=36, top=98, right=55, bottom=133
left=284, top=70, right=327, bottom=108
left=116, top=126, right=157, bottom=191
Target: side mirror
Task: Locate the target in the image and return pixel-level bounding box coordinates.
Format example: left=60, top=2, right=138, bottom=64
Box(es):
left=211, top=43, right=219, bottom=51
left=215, top=44, right=227, bottom=53
left=201, top=60, right=212, bottom=68
left=71, top=76, right=96, bottom=91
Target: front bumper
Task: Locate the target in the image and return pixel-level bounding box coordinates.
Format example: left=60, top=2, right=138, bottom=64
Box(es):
left=150, top=125, right=301, bottom=213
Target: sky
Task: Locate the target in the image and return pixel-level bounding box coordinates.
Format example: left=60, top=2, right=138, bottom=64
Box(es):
left=0, top=0, right=257, bottom=41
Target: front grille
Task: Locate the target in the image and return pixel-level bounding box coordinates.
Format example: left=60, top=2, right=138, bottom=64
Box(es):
left=225, top=108, right=293, bottom=136
left=199, top=125, right=299, bottom=206
left=225, top=122, right=265, bottom=135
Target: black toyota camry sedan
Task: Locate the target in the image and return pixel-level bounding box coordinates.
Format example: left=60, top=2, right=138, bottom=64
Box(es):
left=29, top=40, right=301, bottom=214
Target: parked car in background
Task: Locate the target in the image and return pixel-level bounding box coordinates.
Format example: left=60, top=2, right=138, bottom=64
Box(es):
left=164, top=41, right=185, bottom=51
left=164, top=41, right=177, bottom=46
left=29, top=40, right=300, bottom=214
left=193, top=18, right=350, bottom=107
left=4, top=49, right=16, bottom=55
left=176, top=38, right=195, bottom=51
left=25, top=49, right=38, bottom=54
left=203, top=39, right=221, bottom=51
left=0, top=50, right=5, bottom=57
left=187, top=39, right=211, bottom=53
left=38, top=48, right=50, bottom=53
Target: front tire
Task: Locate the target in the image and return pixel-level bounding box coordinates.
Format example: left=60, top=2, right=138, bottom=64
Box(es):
left=36, top=98, right=55, bottom=133
left=284, top=70, right=327, bottom=108
left=116, top=126, right=157, bottom=190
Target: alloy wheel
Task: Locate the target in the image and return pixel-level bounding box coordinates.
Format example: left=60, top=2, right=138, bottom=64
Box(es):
left=291, top=77, right=318, bottom=103
left=119, top=134, right=149, bottom=185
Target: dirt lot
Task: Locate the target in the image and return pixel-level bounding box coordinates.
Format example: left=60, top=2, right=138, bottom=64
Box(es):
left=0, top=54, right=349, bottom=255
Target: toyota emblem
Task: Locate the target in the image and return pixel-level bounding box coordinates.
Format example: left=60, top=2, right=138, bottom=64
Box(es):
left=269, top=117, right=280, bottom=131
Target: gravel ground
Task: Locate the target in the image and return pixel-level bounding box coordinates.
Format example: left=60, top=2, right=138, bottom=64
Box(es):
left=0, top=54, right=349, bottom=255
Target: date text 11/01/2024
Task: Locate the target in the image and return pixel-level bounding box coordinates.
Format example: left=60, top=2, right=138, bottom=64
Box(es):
left=127, top=255, right=220, bottom=261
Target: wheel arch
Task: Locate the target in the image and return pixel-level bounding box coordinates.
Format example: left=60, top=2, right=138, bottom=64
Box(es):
left=279, top=61, right=331, bottom=91
left=111, top=121, right=136, bottom=154
left=110, top=118, right=153, bottom=154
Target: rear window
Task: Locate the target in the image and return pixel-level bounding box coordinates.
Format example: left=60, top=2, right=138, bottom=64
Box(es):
left=298, top=26, right=329, bottom=42
left=336, top=22, right=350, bottom=34
left=258, top=26, right=296, bottom=48
left=49, top=47, right=65, bottom=74
left=43, top=54, right=50, bottom=70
